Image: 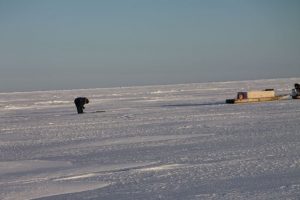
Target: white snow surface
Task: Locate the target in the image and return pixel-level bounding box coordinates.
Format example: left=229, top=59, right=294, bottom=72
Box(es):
left=1, top=78, right=300, bottom=200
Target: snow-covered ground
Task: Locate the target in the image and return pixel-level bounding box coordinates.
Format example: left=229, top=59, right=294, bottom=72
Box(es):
left=1, top=78, right=300, bottom=200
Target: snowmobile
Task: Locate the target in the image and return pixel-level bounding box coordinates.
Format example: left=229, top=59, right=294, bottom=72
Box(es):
left=291, top=83, right=300, bottom=99
left=291, top=89, right=300, bottom=99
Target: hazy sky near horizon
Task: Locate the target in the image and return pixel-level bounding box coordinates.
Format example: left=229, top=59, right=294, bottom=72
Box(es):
left=1, top=0, right=300, bottom=92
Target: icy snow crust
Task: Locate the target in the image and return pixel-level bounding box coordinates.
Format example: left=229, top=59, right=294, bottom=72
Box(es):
left=1, top=78, right=300, bottom=200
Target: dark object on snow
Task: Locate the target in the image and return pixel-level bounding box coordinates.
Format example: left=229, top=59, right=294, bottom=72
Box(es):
left=291, top=83, right=300, bottom=99
left=295, top=83, right=300, bottom=92
left=74, top=97, right=89, bottom=114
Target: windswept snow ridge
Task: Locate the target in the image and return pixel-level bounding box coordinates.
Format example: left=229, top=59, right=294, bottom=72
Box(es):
left=0, top=78, right=300, bottom=200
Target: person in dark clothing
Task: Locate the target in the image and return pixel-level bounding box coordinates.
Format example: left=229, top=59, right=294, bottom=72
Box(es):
left=74, top=97, right=89, bottom=114
left=295, top=83, right=300, bottom=92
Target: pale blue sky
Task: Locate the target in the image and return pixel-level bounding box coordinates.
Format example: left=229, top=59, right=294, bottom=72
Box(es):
left=1, top=0, right=299, bottom=92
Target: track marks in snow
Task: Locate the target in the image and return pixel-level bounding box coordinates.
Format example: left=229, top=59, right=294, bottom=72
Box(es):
left=136, top=164, right=187, bottom=172
left=2, top=182, right=111, bottom=200
left=0, top=160, right=72, bottom=176
left=54, top=173, right=98, bottom=181
left=1, top=162, right=160, bottom=200
left=51, top=134, right=208, bottom=152
left=53, top=162, right=158, bottom=181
